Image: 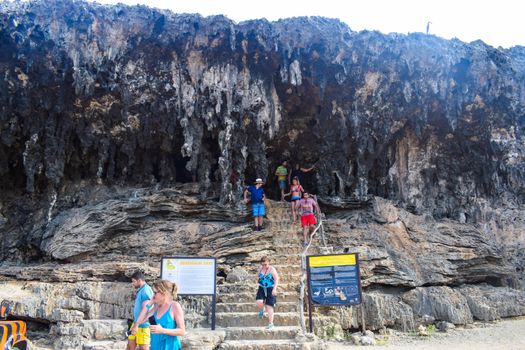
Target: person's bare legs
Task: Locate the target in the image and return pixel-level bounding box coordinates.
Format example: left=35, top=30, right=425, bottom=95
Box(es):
left=127, top=338, right=136, bottom=350
left=266, top=305, right=274, bottom=325
left=257, top=216, right=263, bottom=229
left=303, top=225, right=309, bottom=245
left=256, top=299, right=265, bottom=319
left=138, top=344, right=149, bottom=350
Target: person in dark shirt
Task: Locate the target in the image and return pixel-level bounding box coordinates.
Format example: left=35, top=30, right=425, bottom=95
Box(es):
left=244, top=178, right=266, bottom=231
left=289, top=163, right=315, bottom=185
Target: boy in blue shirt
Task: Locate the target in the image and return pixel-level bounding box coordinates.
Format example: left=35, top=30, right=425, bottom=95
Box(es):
left=244, top=178, right=266, bottom=231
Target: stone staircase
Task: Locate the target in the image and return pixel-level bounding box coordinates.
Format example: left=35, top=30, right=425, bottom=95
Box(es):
left=216, top=200, right=324, bottom=350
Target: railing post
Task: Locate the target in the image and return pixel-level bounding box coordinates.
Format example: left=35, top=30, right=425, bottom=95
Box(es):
left=299, top=254, right=306, bottom=334
left=298, top=195, right=327, bottom=335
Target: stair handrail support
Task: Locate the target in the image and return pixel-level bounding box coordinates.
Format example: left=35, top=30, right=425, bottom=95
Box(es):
left=298, top=194, right=326, bottom=335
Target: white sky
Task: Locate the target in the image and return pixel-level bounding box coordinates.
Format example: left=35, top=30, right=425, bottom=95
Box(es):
left=91, top=0, right=523, bottom=48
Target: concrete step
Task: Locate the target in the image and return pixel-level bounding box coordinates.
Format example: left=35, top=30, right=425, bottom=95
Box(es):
left=217, top=291, right=299, bottom=303
left=267, top=227, right=298, bottom=234
left=218, top=283, right=298, bottom=294
left=271, top=265, right=303, bottom=274
left=235, top=254, right=298, bottom=265
left=266, top=225, right=302, bottom=231
left=225, top=272, right=303, bottom=284
left=273, top=245, right=317, bottom=254
left=216, top=302, right=298, bottom=313
left=273, top=238, right=316, bottom=247
left=218, top=339, right=306, bottom=350
left=274, top=255, right=302, bottom=263
left=267, top=221, right=295, bottom=228
left=222, top=326, right=301, bottom=340
left=240, top=265, right=303, bottom=273
left=216, top=312, right=300, bottom=328
left=227, top=254, right=302, bottom=266
left=230, top=266, right=303, bottom=276
left=82, top=340, right=127, bottom=350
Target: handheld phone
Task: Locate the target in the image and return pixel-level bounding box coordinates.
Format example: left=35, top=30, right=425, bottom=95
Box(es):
left=148, top=316, right=157, bottom=325
left=125, top=330, right=132, bottom=337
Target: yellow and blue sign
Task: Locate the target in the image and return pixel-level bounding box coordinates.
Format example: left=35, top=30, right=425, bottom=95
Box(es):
left=307, top=253, right=362, bottom=306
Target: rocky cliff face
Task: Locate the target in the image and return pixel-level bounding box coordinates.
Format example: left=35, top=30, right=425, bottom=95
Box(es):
left=0, top=0, right=524, bottom=349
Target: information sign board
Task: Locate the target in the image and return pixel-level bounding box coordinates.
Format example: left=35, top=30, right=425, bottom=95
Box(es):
left=307, top=253, right=362, bottom=306
left=161, top=257, right=216, bottom=296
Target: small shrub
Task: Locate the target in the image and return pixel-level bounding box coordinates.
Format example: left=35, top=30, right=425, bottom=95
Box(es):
left=426, top=324, right=436, bottom=335
left=326, top=323, right=338, bottom=338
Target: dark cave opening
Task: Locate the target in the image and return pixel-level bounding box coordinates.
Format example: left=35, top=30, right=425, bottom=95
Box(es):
left=0, top=149, right=26, bottom=191
left=171, top=124, right=195, bottom=184
left=243, top=156, right=257, bottom=184
left=63, top=133, right=102, bottom=182
left=174, top=155, right=193, bottom=183
left=150, top=150, right=161, bottom=182
left=202, top=129, right=221, bottom=183
left=332, top=171, right=341, bottom=196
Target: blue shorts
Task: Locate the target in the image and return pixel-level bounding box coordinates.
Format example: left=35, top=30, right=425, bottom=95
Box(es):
left=278, top=180, right=286, bottom=189
left=291, top=196, right=301, bottom=201
left=252, top=203, right=265, bottom=217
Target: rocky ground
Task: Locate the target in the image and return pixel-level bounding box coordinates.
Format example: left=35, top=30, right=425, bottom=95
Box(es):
left=326, top=317, right=525, bottom=350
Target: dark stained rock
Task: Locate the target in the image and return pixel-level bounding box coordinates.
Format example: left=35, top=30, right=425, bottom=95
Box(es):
left=0, top=0, right=524, bottom=213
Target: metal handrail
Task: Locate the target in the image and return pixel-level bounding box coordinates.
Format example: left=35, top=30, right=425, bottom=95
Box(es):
left=298, top=195, right=326, bottom=334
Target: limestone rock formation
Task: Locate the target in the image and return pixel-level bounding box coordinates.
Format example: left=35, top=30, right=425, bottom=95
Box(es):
left=0, top=0, right=524, bottom=349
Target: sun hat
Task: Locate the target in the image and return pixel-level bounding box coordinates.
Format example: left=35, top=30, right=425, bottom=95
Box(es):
left=255, top=178, right=264, bottom=184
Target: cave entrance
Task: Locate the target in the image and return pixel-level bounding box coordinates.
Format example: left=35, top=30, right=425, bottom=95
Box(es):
left=174, top=155, right=193, bottom=183
left=257, top=160, right=321, bottom=201
left=243, top=153, right=260, bottom=191
left=290, top=160, right=319, bottom=198
left=201, top=129, right=221, bottom=184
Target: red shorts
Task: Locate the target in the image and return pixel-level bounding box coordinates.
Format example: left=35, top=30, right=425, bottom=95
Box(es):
left=301, top=214, right=316, bottom=227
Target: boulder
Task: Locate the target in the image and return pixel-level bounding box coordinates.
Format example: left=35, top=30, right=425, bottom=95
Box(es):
left=402, top=286, right=473, bottom=325
left=225, top=267, right=250, bottom=283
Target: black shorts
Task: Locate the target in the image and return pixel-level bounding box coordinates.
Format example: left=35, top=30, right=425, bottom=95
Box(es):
left=256, top=286, right=276, bottom=307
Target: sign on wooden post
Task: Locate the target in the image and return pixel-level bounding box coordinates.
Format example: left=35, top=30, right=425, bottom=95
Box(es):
left=306, top=253, right=363, bottom=333
left=161, top=257, right=217, bottom=329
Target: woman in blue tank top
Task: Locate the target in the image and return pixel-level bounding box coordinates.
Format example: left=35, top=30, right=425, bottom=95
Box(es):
left=255, top=256, right=279, bottom=330
left=133, top=280, right=185, bottom=350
